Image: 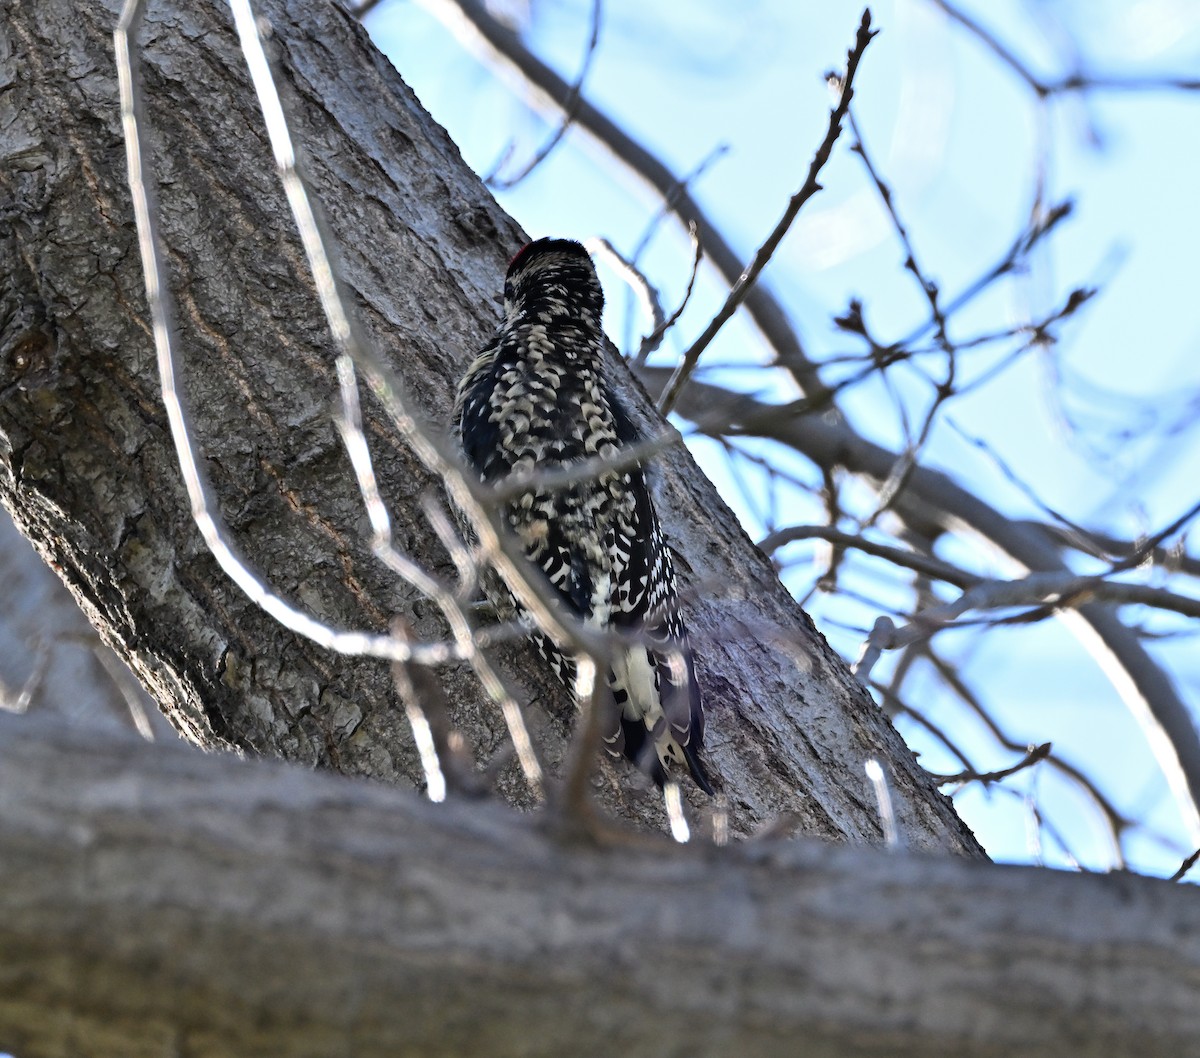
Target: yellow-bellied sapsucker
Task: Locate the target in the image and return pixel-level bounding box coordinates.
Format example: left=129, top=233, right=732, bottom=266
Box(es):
left=451, top=237, right=713, bottom=793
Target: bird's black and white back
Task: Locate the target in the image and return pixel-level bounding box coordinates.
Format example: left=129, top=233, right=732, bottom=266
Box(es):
left=451, top=237, right=713, bottom=794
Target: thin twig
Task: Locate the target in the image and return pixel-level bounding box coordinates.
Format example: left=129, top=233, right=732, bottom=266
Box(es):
left=855, top=571, right=1200, bottom=680
left=760, top=524, right=978, bottom=588
left=848, top=108, right=949, bottom=350
left=926, top=0, right=1044, bottom=94
left=586, top=237, right=666, bottom=345
left=485, top=422, right=685, bottom=504
left=927, top=0, right=1200, bottom=98
left=392, top=618, right=492, bottom=799
left=892, top=573, right=1200, bottom=655
left=896, top=200, right=1075, bottom=349
left=1169, top=848, right=1200, bottom=883
left=1107, top=498, right=1200, bottom=577
left=116, top=0, right=453, bottom=666
left=390, top=633, right=449, bottom=803
left=421, top=492, right=478, bottom=592
left=845, top=104, right=962, bottom=532
left=656, top=9, right=878, bottom=415
left=232, top=0, right=550, bottom=794
left=1029, top=523, right=1200, bottom=580
left=634, top=222, right=703, bottom=365
left=944, top=404, right=1096, bottom=526
left=924, top=646, right=1130, bottom=864
left=487, top=0, right=603, bottom=189
left=929, top=742, right=1051, bottom=786
left=871, top=682, right=976, bottom=774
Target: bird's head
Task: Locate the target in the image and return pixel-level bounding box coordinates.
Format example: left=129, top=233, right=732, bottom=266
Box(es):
left=502, top=238, right=605, bottom=326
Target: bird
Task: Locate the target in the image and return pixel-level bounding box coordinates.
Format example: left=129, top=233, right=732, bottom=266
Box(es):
left=451, top=237, right=713, bottom=795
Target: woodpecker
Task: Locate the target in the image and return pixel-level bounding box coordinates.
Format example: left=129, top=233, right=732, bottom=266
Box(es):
left=451, top=237, right=713, bottom=794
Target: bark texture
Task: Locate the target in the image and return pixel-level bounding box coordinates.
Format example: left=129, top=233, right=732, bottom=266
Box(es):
left=1, top=713, right=1198, bottom=1058
left=0, top=0, right=979, bottom=849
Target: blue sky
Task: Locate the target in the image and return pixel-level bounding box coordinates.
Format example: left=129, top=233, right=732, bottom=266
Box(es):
left=365, top=0, right=1200, bottom=874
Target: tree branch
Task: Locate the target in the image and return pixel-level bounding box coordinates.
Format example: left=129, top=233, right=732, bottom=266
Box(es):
left=656, top=10, right=877, bottom=416
left=760, top=523, right=977, bottom=588
left=2, top=712, right=1198, bottom=1058
left=927, top=0, right=1200, bottom=97
left=641, top=370, right=1200, bottom=841
left=855, top=573, right=1200, bottom=671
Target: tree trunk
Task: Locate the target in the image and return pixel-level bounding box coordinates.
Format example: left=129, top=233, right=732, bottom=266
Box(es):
left=0, top=0, right=979, bottom=849
left=2, top=712, right=1197, bottom=1058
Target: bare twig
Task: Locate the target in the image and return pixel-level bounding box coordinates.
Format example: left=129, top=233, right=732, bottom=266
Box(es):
left=487, top=0, right=603, bottom=190
left=848, top=108, right=949, bottom=350
left=235, top=0, right=553, bottom=791
left=924, top=647, right=1130, bottom=864
left=860, top=573, right=1200, bottom=671
left=485, top=422, right=684, bottom=505
left=761, top=523, right=977, bottom=588
left=115, top=0, right=460, bottom=667
left=896, top=201, right=1075, bottom=349
left=854, top=570, right=1200, bottom=683
left=1107, top=498, right=1200, bottom=577
left=844, top=102, right=962, bottom=530
left=1028, top=522, right=1200, bottom=580
left=870, top=681, right=976, bottom=774
left=634, top=222, right=703, bottom=365
left=390, top=653, right=448, bottom=803
left=929, top=742, right=1051, bottom=786
left=391, top=617, right=494, bottom=799
left=1022, top=791, right=1086, bottom=872
left=586, top=237, right=666, bottom=345
left=926, top=0, right=1045, bottom=94
left=1169, top=848, right=1200, bottom=883
left=421, top=492, right=478, bottom=591
left=656, top=10, right=878, bottom=416
left=927, top=0, right=1200, bottom=98
left=865, top=758, right=902, bottom=849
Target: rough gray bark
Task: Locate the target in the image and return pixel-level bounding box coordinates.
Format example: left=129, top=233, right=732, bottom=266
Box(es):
left=2, top=712, right=1198, bottom=1058
left=0, top=0, right=979, bottom=849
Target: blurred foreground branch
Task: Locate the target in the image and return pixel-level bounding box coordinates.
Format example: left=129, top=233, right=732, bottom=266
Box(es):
left=2, top=712, right=1198, bottom=1058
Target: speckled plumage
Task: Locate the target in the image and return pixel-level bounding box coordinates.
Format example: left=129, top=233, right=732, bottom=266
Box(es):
left=451, top=238, right=713, bottom=793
